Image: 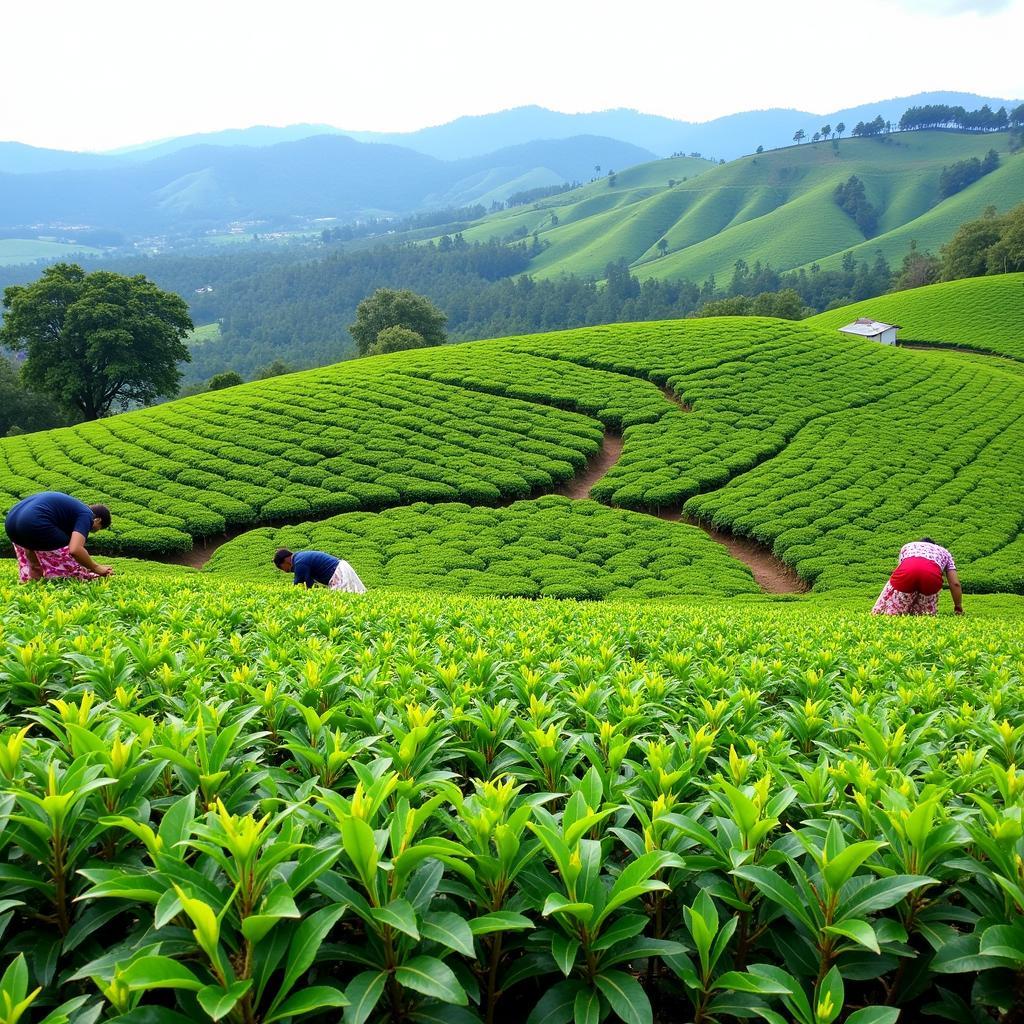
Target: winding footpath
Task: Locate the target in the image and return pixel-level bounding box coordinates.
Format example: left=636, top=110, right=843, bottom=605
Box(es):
left=154, top=380, right=808, bottom=594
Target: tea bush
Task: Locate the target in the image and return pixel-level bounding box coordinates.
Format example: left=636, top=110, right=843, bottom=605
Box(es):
left=0, top=371, right=603, bottom=556
left=1, top=569, right=1024, bottom=1022
left=205, top=495, right=760, bottom=599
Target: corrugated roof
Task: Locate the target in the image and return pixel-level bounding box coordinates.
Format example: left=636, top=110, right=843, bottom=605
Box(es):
left=838, top=319, right=900, bottom=337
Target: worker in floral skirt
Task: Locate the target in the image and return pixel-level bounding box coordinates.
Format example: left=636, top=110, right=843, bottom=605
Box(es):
left=4, top=491, right=113, bottom=583
left=872, top=538, right=963, bottom=616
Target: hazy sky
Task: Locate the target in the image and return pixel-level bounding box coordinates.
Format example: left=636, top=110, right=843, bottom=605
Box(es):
left=4, top=0, right=1022, bottom=151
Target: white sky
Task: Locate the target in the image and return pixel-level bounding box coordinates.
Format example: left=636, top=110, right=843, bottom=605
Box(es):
left=3, top=0, right=1022, bottom=151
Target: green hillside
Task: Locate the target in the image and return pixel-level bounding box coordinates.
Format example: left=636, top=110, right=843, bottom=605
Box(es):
left=5, top=313, right=1024, bottom=595
left=421, top=131, right=1023, bottom=284
left=806, top=273, right=1024, bottom=358
left=0, top=237, right=102, bottom=266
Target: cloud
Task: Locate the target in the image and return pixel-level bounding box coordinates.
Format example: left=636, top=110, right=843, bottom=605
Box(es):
left=894, top=0, right=1014, bottom=13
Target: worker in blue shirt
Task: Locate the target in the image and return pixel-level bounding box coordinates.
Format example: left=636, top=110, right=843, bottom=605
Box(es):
left=5, top=490, right=113, bottom=583
left=273, top=548, right=366, bottom=592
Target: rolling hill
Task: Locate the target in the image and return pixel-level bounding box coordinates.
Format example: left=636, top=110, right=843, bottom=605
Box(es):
left=806, top=273, right=1024, bottom=358
left=3, top=295, right=1024, bottom=594
left=420, top=130, right=1024, bottom=284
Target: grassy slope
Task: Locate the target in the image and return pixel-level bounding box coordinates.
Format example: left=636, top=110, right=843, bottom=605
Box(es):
left=807, top=274, right=1024, bottom=358
left=0, top=238, right=101, bottom=266
left=420, top=132, right=1022, bottom=284
left=187, top=322, right=222, bottom=345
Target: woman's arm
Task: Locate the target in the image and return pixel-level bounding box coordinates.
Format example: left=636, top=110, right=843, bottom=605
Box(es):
left=946, top=568, right=964, bottom=615
left=68, top=531, right=113, bottom=576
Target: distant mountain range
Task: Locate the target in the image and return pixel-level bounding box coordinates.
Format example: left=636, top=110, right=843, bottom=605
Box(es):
left=341, top=93, right=1022, bottom=161
left=0, top=91, right=1019, bottom=248
left=0, top=135, right=654, bottom=237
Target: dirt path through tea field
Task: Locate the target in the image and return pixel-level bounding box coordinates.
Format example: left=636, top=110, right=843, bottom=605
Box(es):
left=556, top=432, right=624, bottom=499
left=144, top=375, right=808, bottom=593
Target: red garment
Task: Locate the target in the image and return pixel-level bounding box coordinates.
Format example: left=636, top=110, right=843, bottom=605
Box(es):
left=889, top=556, right=943, bottom=595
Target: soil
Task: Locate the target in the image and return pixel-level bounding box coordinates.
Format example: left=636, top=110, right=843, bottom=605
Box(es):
left=555, top=432, right=624, bottom=500
left=651, top=510, right=809, bottom=595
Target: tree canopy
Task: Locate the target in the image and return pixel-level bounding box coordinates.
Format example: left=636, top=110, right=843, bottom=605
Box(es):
left=367, top=325, right=431, bottom=356
left=349, top=288, right=447, bottom=356
left=0, top=263, right=192, bottom=420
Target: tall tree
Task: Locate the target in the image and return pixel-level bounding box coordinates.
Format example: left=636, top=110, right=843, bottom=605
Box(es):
left=349, top=288, right=447, bottom=356
left=835, top=122, right=846, bottom=139
left=821, top=124, right=832, bottom=139
left=0, top=263, right=192, bottom=420
left=793, top=129, right=806, bottom=145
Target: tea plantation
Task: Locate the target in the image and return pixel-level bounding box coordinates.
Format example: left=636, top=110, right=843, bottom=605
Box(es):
left=5, top=309, right=1024, bottom=594
left=806, top=273, right=1024, bottom=360
left=206, top=496, right=760, bottom=600
left=1, top=567, right=1024, bottom=1024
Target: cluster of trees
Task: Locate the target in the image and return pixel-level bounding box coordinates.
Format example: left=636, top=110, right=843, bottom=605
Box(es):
left=792, top=102, right=1022, bottom=150
left=350, top=288, right=447, bottom=355
left=0, top=263, right=192, bottom=425
left=939, top=150, right=1000, bottom=198
left=939, top=201, right=1024, bottom=279
left=899, top=103, right=1022, bottom=133
left=793, top=122, right=846, bottom=146
left=0, top=356, right=73, bottom=436
left=503, top=183, right=578, bottom=208
left=833, top=175, right=879, bottom=236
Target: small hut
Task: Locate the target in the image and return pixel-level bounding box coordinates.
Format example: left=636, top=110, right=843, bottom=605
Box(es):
left=838, top=318, right=900, bottom=345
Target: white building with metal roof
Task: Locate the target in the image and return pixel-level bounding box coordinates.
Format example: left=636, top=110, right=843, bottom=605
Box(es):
left=838, top=318, right=900, bottom=345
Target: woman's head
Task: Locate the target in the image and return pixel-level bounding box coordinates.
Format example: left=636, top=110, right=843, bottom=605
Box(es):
left=273, top=548, right=294, bottom=572
left=919, top=537, right=936, bottom=545
left=89, top=504, right=111, bottom=531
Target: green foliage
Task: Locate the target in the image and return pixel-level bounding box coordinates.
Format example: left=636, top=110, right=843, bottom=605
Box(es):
left=696, top=289, right=805, bottom=320
left=0, top=350, right=602, bottom=557
left=208, top=371, right=244, bottom=391
left=350, top=289, right=447, bottom=357
left=0, top=571, right=1023, bottom=1021
left=0, top=263, right=193, bottom=420
left=0, top=357, right=72, bottom=437
left=806, top=273, right=1024, bottom=359
left=833, top=175, right=878, bottom=237
left=206, top=496, right=760, bottom=599
left=6, top=312, right=1024, bottom=599
left=939, top=151, right=999, bottom=199
left=940, top=201, right=1024, bottom=279
left=367, top=326, right=429, bottom=357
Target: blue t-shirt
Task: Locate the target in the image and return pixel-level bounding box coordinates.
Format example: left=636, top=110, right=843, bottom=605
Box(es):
left=292, top=550, right=340, bottom=588
left=4, top=492, right=95, bottom=551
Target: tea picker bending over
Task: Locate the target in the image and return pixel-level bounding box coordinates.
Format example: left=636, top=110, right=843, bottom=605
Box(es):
left=872, top=537, right=963, bottom=617
left=273, top=548, right=366, bottom=593
left=4, top=490, right=113, bottom=583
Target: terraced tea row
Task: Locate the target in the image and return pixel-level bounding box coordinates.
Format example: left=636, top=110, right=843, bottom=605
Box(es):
left=1, top=572, right=1024, bottom=1022
left=206, top=495, right=760, bottom=600
left=0, top=370, right=603, bottom=554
